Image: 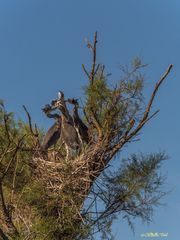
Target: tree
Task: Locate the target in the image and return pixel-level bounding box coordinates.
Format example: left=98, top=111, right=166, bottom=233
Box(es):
left=0, top=33, right=173, bottom=240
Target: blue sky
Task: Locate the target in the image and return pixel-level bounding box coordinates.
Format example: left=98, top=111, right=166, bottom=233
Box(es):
left=0, top=1, right=179, bottom=239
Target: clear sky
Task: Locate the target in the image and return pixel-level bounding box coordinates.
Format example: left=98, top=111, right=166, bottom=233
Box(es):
left=0, top=1, right=179, bottom=239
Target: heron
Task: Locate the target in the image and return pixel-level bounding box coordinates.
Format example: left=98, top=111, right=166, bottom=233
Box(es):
left=67, top=98, right=89, bottom=144
left=51, top=91, right=80, bottom=160
left=41, top=104, right=62, bottom=151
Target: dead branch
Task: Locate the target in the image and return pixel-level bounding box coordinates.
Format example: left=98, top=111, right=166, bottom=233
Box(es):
left=108, top=64, right=173, bottom=159
left=94, top=64, right=100, bottom=76
left=127, top=64, right=173, bottom=139
left=23, top=105, right=40, bottom=148
left=142, top=64, right=173, bottom=122
left=23, top=105, right=35, bottom=136
left=82, top=64, right=90, bottom=79
left=90, top=31, right=98, bottom=85
left=82, top=31, right=98, bottom=85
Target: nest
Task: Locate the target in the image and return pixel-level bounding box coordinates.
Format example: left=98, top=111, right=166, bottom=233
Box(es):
left=31, top=153, right=93, bottom=197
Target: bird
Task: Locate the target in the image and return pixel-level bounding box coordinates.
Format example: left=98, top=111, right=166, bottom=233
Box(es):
left=67, top=98, right=89, bottom=144
left=51, top=91, right=80, bottom=160
left=41, top=121, right=61, bottom=151
left=41, top=104, right=62, bottom=151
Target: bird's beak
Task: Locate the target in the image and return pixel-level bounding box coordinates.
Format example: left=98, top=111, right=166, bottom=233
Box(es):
left=51, top=99, right=65, bottom=109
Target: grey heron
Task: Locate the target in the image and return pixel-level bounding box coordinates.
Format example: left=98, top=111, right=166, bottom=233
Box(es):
left=51, top=91, right=80, bottom=159
left=67, top=98, right=89, bottom=144
left=41, top=104, right=62, bottom=151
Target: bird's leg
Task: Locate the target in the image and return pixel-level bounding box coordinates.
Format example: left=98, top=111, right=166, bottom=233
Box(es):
left=65, top=144, right=69, bottom=161
left=52, top=150, right=56, bottom=162
left=75, top=126, right=83, bottom=145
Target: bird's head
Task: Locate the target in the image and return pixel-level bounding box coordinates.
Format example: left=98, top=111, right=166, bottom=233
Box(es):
left=42, top=104, right=52, bottom=113
left=51, top=90, right=67, bottom=111
left=58, top=90, right=64, bottom=100
left=67, top=98, right=79, bottom=108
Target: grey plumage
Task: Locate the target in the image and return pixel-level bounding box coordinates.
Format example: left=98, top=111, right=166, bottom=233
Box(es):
left=41, top=121, right=61, bottom=151
left=41, top=105, right=62, bottom=151
left=52, top=91, right=80, bottom=158
left=61, top=118, right=79, bottom=150
left=69, top=98, right=89, bottom=144
left=41, top=91, right=89, bottom=159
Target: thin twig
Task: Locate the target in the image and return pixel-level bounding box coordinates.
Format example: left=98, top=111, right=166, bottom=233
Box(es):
left=23, top=105, right=35, bottom=135
left=90, top=31, right=98, bottom=85
left=108, top=64, right=173, bottom=159
left=23, top=105, right=39, bottom=141
left=82, top=64, right=90, bottom=79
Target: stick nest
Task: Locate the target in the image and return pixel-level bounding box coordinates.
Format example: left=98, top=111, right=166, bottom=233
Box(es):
left=31, top=153, right=93, bottom=197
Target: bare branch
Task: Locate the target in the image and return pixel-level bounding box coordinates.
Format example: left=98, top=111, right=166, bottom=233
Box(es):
left=90, top=31, right=98, bottom=85
left=23, top=105, right=40, bottom=149
left=127, top=64, right=173, bottom=138
left=23, top=105, right=34, bottom=135
left=23, top=105, right=38, bottom=138
left=83, top=32, right=98, bottom=84
left=82, top=64, right=90, bottom=79
left=107, top=64, right=173, bottom=160
left=142, top=64, right=173, bottom=122
left=94, top=64, right=100, bottom=76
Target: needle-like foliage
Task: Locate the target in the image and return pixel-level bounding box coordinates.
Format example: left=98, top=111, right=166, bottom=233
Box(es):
left=0, top=33, right=173, bottom=240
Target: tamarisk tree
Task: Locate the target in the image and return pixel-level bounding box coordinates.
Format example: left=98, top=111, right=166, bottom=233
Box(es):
left=0, top=33, right=173, bottom=240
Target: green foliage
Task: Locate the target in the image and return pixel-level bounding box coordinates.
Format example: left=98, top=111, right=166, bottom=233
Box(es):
left=0, top=55, right=170, bottom=239
left=84, top=61, right=145, bottom=141
left=91, top=152, right=167, bottom=233
left=0, top=102, right=90, bottom=239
